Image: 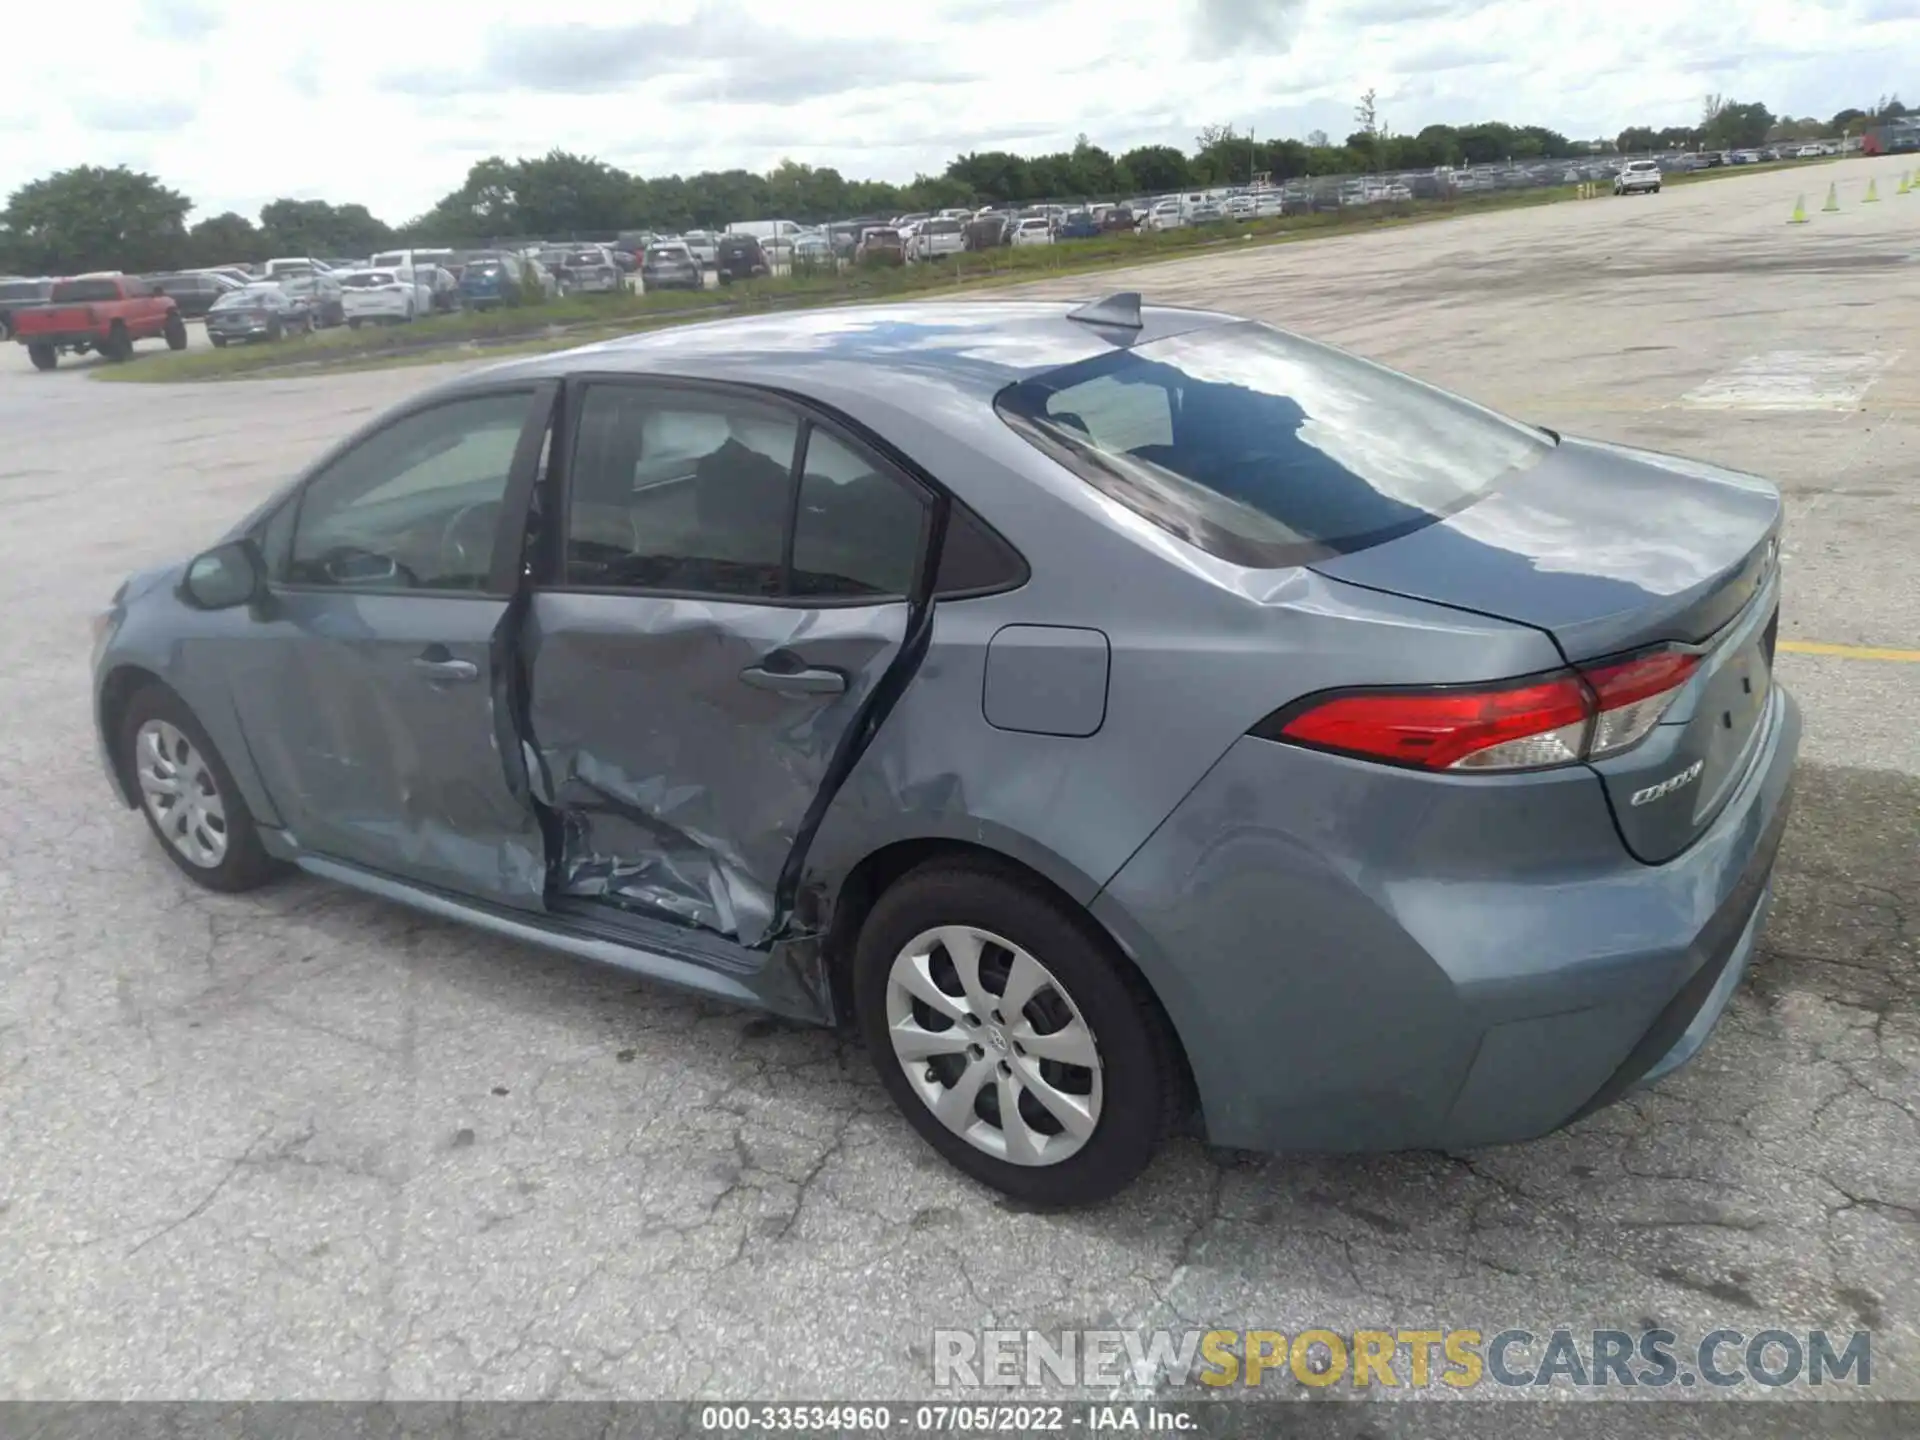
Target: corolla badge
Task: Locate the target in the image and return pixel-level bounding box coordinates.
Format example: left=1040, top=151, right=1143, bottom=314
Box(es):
left=1631, top=760, right=1704, bottom=807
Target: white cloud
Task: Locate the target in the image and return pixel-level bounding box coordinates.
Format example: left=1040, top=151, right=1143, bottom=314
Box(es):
left=3, top=0, right=1916, bottom=226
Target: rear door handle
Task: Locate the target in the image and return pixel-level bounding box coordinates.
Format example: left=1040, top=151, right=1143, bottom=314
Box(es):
left=739, top=661, right=846, bottom=696
left=413, top=653, right=479, bottom=683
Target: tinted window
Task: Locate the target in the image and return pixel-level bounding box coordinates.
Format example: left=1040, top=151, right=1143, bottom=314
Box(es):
left=995, top=320, right=1551, bottom=567
left=563, top=385, right=799, bottom=598
left=51, top=279, right=123, bottom=303
left=934, top=504, right=1026, bottom=595
left=790, top=429, right=927, bottom=598
left=0, top=281, right=45, bottom=302
left=286, top=392, right=535, bottom=592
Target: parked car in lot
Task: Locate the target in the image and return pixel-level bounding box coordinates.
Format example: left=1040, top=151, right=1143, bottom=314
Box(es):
left=791, top=232, right=835, bottom=269
left=204, top=283, right=314, bottom=345
left=1098, top=206, right=1138, bottom=233
left=0, top=276, right=54, bottom=342
left=90, top=297, right=1798, bottom=1207
left=263, top=257, right=333, bottom=281
left=1141, top=199, right=1185, bottom=232
left=144, top=271, right=241, bottom=318
left=910, top=218, right=966, bottom=262
left=13, top=275, right=185, bottom=369
left=856, top=227, right=907, bottom=266
left=1011, top=217, right=1054, bottom=246
left=681, top=231, right=720, bottom=267
left=640, top=241, right=703, bottom=292
left=964, top=214, right=1012, bottom=250
left=457, top=253, right=523, bottom=309
left=542, top=245, right=622, bottom=295
left=1056, top=211, right=1101, bottom=240
left=715, top=233, right=771, bottom=284
left=1615, top=159, right=1662, bottom=195
left=337, top=268, right=432, bottom=326
left=411, top=265, right=463, bottom=314
left=276, top=270, right=346, bottom=327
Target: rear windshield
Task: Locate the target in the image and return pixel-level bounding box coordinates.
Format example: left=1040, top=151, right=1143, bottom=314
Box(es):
left=51, top=279, right=123, bottom=303
left=995, top=320, right=1551, bottom=567
left=0, top=280, right=49, bottom=301
left=341, top=272, right=395, bottom=287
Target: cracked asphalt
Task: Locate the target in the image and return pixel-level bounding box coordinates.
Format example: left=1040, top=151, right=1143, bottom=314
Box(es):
left=1, top=158, right=1915, bottom=1403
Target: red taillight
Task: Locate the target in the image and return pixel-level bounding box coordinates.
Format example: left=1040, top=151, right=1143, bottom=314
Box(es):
left=1267, top=648, right=1702, bottom=773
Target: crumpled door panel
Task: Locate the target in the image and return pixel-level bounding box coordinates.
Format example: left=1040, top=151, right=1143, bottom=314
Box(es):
left=522, top=591, right=909, bottom=946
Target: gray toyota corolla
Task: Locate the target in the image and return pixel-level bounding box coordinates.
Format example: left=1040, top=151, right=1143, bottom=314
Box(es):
left=92, top=298, right=1798, bottom=1206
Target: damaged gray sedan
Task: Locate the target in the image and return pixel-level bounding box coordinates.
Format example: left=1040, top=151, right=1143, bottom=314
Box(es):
left=92, top=298, right=1798, bottom=1206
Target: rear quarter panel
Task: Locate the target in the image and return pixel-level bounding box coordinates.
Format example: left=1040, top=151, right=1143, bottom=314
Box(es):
left=779, top=363, right=1566, bottom=927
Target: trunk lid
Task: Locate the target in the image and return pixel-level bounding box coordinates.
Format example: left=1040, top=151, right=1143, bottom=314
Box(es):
left=1311, top=436, right=1783, bottom=862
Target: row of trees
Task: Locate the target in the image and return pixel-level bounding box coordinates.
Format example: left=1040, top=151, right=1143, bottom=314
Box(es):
left=2, top=95, right=1897, bottom=276
left=1615, top=96, right=1907, bottom=156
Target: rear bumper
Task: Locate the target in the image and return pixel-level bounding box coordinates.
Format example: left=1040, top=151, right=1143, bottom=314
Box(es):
left=1093, top=683, right=1800, bottom=1154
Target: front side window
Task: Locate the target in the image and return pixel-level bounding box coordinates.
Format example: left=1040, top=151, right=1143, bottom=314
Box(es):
left=995, top=320, right=1551, bottom=567
left=286, top=391, right=536, bottom=592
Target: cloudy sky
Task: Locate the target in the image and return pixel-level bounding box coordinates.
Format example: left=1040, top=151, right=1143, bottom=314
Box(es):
left=4, top=0, right=1916, bottom=225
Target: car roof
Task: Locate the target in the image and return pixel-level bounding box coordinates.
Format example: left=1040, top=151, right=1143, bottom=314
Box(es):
left=465, top=299, right=1236, bottom=401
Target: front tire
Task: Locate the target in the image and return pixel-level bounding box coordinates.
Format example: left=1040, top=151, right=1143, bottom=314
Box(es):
left=28, top=342, right=56, bottom=371
left=121, top=685, right=282, bottom=893
left=854, top=860, right=1178, bottom=1207
left=208, top=333, right=227, bottom=347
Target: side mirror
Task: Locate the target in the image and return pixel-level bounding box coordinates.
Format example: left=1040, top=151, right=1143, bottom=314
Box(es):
left=181, top=539, right=265, bottom=610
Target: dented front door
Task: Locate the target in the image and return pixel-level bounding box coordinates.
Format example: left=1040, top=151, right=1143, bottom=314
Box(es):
left=521, top=595, right=907, bottom=944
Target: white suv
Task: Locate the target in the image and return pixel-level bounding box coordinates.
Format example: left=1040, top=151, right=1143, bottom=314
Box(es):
left=1615, top=160, right=1662, bottom=195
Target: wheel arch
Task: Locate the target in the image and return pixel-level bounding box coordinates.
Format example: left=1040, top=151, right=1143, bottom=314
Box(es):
left=98, top=663, right=167, bottom=807
left=817, top=835, right=1200, bottom=1129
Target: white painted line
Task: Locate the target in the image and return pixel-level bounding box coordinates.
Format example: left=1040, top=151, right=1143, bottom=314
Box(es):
left=1680, top=350, right=1900, bottom=410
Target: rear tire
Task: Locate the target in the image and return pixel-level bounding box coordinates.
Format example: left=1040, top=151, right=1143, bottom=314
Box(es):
left=120, top=684, right=283, bottom=893
left=854, top=860, right=1179, bottom=1207
left=267, top=319, right=284, bottom=343
left=348, top=317, right=362, bottom=329
left=28, top=342, right=57, bottom=371
left=164, top=313, right=187, bottom=351
left=209, top=333, right=227, bottom=347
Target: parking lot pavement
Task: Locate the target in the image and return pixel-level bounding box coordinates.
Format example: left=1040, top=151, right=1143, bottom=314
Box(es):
left=1, top=157, right=1915, bottom=1401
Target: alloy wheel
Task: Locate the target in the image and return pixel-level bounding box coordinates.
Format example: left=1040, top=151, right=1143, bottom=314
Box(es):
left=134, top=719, right=229, bottom=868
left=885, top=925, right=1103, bottom=1166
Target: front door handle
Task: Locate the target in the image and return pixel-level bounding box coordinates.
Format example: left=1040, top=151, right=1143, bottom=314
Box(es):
left=413, top=654, right=479, bottom=683
left=739, top=660, right=846, bottom=696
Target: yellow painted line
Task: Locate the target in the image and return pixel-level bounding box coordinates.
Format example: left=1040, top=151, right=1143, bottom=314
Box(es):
left=1778, top=639, right=1920, bottom=663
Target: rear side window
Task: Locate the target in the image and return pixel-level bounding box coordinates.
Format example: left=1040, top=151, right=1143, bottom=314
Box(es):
left=994, top=320, right=1551, bottom=568
left=51, top=279, right=123, bottom=303
left=790, top=429, right=928, bottom=599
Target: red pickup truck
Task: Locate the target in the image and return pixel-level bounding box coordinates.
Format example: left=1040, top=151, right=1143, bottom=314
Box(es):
left=14, top=275, right=187, bottom=370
